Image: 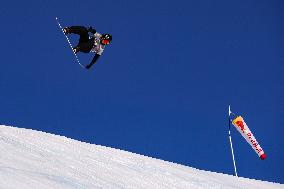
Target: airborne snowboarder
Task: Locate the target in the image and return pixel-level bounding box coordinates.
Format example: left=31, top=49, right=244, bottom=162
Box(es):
left=63, top=26, right=112, bottom=69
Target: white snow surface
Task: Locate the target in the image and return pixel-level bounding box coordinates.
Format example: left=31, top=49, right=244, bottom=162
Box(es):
left=0, top=125, right=283, bottom=189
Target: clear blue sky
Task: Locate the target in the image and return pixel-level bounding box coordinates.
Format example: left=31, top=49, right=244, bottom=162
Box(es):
left=1, top=0, right=283, bottom=184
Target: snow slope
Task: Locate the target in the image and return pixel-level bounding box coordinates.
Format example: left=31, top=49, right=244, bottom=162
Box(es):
left=0, top=125, right=283, bottom=189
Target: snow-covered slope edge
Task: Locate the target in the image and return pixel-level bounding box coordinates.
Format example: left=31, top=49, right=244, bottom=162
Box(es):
left=0, top=125, right=283, bottom=189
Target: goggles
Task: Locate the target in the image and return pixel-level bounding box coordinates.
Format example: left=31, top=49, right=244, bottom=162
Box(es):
left=101, top=39, right=110, bottom=45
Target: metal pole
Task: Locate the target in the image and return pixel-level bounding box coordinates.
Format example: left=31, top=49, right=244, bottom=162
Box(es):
left=228, top=105, right=238, bottom=177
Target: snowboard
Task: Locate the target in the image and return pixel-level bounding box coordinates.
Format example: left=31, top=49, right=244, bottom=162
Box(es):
left=56, top=17, right=85, bottom=68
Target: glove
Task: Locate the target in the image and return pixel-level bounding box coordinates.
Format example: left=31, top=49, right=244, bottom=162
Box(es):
left=88, top=26, right=96, bottom=34
left=86, top=64, right=91, bottom=69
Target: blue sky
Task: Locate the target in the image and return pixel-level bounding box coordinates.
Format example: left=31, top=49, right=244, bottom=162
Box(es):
left=1, top=0, right=283, bottom=184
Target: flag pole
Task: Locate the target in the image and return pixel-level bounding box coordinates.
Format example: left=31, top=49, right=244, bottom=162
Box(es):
left=228, top=105, right=238, bottom=177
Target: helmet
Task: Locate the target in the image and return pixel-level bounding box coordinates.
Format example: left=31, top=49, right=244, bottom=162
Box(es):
left=101, top=34, right=112, bottom=45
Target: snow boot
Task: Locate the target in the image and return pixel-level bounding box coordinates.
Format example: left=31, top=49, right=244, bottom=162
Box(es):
left=73, top=46, right=80, bottom=54
left=63, top=27, right=71, bottom=35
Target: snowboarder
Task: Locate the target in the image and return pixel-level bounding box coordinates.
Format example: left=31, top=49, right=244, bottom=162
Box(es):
left=63, top=26, right=112, bottom=69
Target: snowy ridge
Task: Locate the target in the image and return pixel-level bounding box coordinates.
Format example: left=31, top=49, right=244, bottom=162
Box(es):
left=0, top=125, right=283, bottom=189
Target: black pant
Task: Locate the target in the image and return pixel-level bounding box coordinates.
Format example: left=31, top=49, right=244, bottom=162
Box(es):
left=69, top=26, right=94, bottom=53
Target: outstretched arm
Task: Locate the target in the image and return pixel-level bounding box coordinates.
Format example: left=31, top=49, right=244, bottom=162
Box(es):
left=86, top=53, right=100, bottom=69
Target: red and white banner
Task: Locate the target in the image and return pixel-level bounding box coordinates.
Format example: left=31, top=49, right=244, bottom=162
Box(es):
left=232, top=116, right=266, bottom=160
